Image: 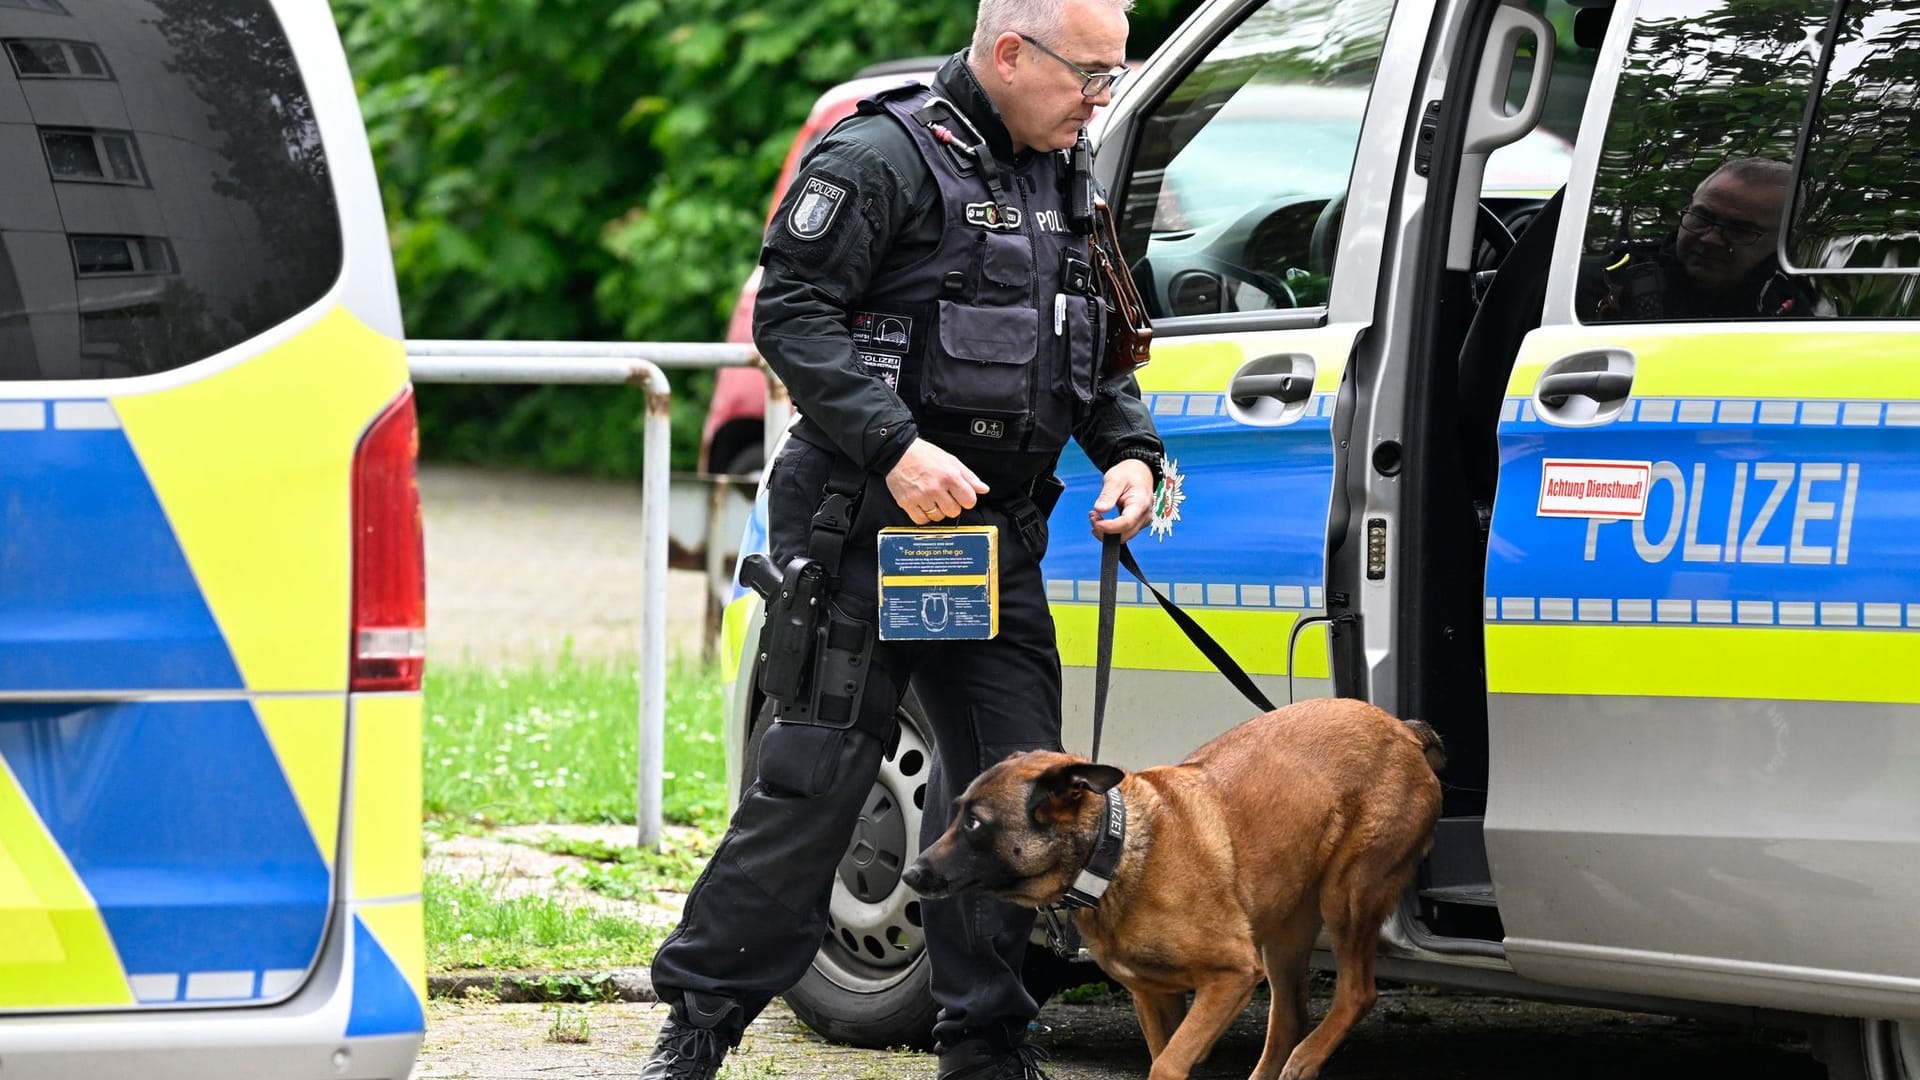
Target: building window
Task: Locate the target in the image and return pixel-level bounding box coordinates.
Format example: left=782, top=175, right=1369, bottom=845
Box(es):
left=79, top=304, right=162, bottom=363
left=0, top=0, right=71, bottom=13
left=40, top=128, right=146, bottom=185
left=5, top=39, right=111, bottom=79
left=70, top=235, right=176, bottom=277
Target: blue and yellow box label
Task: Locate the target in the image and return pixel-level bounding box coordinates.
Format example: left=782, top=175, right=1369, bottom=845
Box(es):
left=877, top=526, right=999, bottom=641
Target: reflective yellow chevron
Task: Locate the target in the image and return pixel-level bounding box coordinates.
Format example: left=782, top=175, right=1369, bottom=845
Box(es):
left=356, top=900, right=425, bottom=1010
left=351, top=694, right=422, bottom=902
left=256, top=698, right=349, bottom=870
left=0, top=759, right=130, bottom=1007
left=1487, top=624, right=1920, bottom=704
left=1055, top=605, right=1329, bottom=677
left=722, top=594, right=755, bottom=680
left=1136, top=326, right=1359, bottom=394
left=115, top=307, right=409, bottom=693
left=1508, top=324, right=1920, bottom=399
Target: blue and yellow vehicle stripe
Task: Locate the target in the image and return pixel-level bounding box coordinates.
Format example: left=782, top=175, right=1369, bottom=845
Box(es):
left=1049, top=329, right=1358, bottom=676
left=1487, top=325, right=1920, bottom=704
left=0, top=305, right=423, bottom=1032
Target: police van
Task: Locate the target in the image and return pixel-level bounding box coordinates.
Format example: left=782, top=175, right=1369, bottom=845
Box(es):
left=0, top=0, right=424, bottom=1077
left=721, top=0, right=1920, bottom=1073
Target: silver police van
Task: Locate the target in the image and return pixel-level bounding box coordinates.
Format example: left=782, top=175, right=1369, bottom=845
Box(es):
left=720, top=0, right=1920, bottom=1074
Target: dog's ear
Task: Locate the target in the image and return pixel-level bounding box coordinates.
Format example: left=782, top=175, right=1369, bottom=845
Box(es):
left=1028, top=761, right=1126, bottom=825
left=1053, top=762, right=1126, bottom=795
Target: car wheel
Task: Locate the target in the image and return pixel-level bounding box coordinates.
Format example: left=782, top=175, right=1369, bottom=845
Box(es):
left=1813, top=1017, right=1920, bottom=1080
left=720, top=443, right=765, bottom=501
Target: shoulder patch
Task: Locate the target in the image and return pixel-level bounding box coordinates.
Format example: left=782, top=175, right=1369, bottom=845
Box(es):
left=788, top=175, right=850, bottom=241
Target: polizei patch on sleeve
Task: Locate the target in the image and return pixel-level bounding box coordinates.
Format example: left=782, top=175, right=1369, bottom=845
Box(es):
left=788, top=176, right=850, bottom=240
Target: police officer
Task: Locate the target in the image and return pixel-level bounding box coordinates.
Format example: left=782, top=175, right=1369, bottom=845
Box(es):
left=1584, top=157, right=1816, bottom=320
left=639, top=1, right=1163, bottom=1078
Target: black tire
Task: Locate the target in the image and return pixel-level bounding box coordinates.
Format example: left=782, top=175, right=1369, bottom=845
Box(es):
left=721, top=443, right=765, bottom=481
left=1812, top=1017, right=1919, bottom=1080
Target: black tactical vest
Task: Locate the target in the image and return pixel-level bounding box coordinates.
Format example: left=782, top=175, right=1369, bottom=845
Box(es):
left=849, top=86, right=1103, bottom=473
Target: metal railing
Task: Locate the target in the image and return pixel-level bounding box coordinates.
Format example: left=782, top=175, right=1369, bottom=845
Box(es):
left=406, top=339, right=766, bottom=849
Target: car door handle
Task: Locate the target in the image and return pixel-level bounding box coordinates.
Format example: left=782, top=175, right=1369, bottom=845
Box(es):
left=1537, top=370, right=1633, bottom=407
left=1230, top=371, right=1314, bottom=406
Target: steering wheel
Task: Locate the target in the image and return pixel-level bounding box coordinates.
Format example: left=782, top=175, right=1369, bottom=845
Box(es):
left=1475, top=203, right=1517, bottom=266
left=1307, top=193, right=1346, bottom=278
left=1308, top=194, right=1519, bottom=276
left=1202, top=258, right=1299, bottom=312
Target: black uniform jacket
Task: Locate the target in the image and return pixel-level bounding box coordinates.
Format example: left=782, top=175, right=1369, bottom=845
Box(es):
left=752, top=52, right=1164, bottom=495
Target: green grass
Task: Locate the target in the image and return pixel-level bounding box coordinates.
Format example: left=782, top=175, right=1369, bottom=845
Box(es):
left=423, top=657, right=732, bottom=973
left=538, top=831, right=719, bottom=904
left=425, top=871, right=665, bottom=971
left=423, top=656, right=730, bottom=828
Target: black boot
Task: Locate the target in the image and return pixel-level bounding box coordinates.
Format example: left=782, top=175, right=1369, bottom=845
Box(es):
left=937, top=1038, right=1055, bottom=1080
left=638, top=996, right=740, bottom=1080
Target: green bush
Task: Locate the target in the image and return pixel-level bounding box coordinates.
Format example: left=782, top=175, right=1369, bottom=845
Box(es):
left=336, top=0, right=1199, bottom=476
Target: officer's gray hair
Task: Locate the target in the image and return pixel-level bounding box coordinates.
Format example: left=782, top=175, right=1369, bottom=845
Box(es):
left=1697, top=157, right=1791, bottom=199
left=970, top=0, right=1134, bottom=62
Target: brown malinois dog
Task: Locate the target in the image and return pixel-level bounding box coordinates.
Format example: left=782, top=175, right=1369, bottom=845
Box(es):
left=903, top=698, right=1445, bottom=1080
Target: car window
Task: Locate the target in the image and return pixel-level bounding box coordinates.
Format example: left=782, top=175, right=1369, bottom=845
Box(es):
left=1116, top=0, right=1394, bottom=316
left=1785, top=0, right=1920, bottom=297
left=0, top=0, right=341, bottom=380
left=1577, top=0, right=1920, bottom=322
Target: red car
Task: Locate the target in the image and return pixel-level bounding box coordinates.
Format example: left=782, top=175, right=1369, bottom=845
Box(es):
left=700, top=59, right=941, bottom=478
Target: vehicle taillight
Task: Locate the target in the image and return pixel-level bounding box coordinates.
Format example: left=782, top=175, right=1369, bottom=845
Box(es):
left=351, top=387, right=426, bottom=692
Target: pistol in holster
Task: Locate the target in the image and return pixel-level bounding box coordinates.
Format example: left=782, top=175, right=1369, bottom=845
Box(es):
left=740, top=553, right=826, bottom=707
left=739, top=540, right=876, bottom=731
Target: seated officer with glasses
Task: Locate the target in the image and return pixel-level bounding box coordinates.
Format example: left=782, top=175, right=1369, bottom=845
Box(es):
left=1584, top=157, right=1817, bottom=320
left=638, top=1, right=1161, bottom=1079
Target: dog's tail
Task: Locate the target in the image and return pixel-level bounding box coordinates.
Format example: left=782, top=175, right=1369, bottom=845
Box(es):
left=1402, top=719, right=1447, bottom=772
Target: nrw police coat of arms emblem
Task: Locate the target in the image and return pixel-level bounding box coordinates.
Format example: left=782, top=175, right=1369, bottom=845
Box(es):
left=789, top=176, right=848, bottom=240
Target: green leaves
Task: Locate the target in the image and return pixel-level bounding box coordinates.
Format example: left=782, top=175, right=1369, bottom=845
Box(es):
left=337, top=0, right=1201, bottom=474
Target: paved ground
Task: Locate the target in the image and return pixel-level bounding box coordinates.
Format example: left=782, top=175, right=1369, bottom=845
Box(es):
left=421, top=464, right=716, bottom=666
left=412, top=464, right=1838, bottom=1080
left=415, top=986, right=1828, bottom=1080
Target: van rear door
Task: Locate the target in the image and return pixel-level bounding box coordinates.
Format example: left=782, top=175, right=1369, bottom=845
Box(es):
left=0, top=0, right=408, bottom=1012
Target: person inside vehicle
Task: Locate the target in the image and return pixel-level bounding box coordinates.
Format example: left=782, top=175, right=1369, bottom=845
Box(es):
left=1583, top=156, right=1815, bottom=320
left=637, top=1, right=1166, bottom=1078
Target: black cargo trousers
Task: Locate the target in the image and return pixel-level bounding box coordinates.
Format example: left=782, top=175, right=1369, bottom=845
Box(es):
left=650, top=435, right=1063, bottom=1053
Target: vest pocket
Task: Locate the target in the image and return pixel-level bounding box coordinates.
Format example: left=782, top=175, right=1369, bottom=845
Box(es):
left=980, top=231, right=1034, bottom=288
left=1062, top=295, right=1100, bottom=404
left=924, top=301, right=1038, bottom=418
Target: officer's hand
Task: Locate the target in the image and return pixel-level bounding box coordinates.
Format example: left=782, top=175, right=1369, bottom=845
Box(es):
left=1090, top=459, right=1155, bottom=542
left=887, top=439, right=990, bottom=525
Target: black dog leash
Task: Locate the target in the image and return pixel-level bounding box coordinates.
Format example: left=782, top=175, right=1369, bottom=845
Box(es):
left=1090, top=534, right=1276, bottom=762
left=1042, top=535, right=1278, bottom=958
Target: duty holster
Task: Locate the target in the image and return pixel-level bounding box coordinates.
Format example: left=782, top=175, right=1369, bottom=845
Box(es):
left=739, top=457, right=876, bottom=729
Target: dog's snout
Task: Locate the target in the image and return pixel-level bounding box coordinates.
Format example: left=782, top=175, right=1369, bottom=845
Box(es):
left=902, top=860, right=944, bottom=897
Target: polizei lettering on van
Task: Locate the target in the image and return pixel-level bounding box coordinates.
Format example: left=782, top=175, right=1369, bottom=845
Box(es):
left=1582, top=460, right=1862, bottom=566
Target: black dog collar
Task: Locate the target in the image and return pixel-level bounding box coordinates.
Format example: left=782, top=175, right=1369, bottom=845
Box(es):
left=1059, top=787, right=1126, bottom=910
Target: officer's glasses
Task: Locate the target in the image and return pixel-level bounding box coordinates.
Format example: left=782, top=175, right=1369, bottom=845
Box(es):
left=1018, top=33, right=1128, bottom=98
left=1680, top=207, right=1769, bottom=247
